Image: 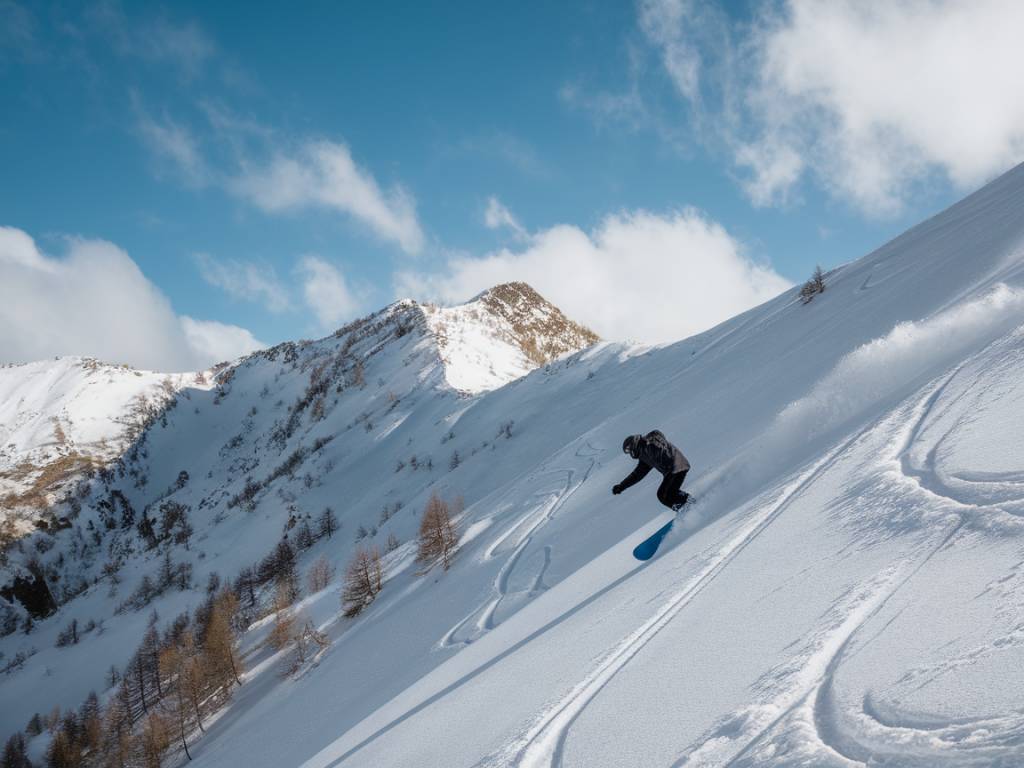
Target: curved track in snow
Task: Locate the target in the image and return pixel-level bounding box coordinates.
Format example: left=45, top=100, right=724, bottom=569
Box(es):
left=440, top=443, right=601, bottom=649
left=803, top=363, right=1024, bottom=767
left=710, top=358, right=1024, bottom=767
left=505, top=351, right=1024, bottom=768
left=494, top=423, right=879, bottom=768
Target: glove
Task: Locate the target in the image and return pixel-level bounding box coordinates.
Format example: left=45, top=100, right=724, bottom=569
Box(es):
left=612, top=484, right=623, bottom=495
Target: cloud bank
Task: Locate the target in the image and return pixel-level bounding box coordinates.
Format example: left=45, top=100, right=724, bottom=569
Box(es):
left=399, top=208, right=790, bottom=343
left=640, top=0, right=1024, bottom=215
left=0, top=227, right=263, bottom=371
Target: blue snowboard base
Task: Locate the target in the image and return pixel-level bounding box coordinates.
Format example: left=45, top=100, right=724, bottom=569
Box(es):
left=632, top=498, right=693, bottom=561
left=632, top=519, right=676, bottom=561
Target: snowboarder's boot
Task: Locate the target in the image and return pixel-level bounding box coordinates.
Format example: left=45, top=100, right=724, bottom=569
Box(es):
left=671, top=492, right=690, bottom=512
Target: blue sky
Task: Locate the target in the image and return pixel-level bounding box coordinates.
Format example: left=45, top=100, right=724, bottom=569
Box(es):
left=3, top=0, right=1023, bottom=370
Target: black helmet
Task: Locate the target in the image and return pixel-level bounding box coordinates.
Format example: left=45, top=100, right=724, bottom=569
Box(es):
left=622, top=435, right=640, bottom=458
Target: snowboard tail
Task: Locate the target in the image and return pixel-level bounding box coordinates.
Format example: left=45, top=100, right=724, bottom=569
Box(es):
left=632, top=497, right=692, bottom=561
left=632, top=519, right=675, bottom=561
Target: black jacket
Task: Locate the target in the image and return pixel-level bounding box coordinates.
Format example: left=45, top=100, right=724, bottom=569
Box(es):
left=618, top=430, right=689, bottom=490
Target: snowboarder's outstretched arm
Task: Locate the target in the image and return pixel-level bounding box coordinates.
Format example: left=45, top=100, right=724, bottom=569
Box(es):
left=613, top=462, right=651, bottom=495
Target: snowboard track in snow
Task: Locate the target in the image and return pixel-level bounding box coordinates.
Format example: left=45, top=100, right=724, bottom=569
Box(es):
left=805, top=368, right=1024, bottom=767
left=499, top=420, right=884, bottom=768
left=717, top=362, right=1024, bottom=767
left=309, top=565, right=646, bottom=768
left=441, top=442, right=601, bottom=648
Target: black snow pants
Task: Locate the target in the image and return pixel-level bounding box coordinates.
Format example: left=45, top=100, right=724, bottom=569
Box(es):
left=656, top=469, right=688, bottom=510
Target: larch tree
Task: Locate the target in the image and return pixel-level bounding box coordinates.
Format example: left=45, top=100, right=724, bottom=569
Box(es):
left=158, top=642, right=197, bottom=762
left=268, top=580, right=296, bottom=651
left=128, top=647, right=151, bottom=719
left=100, top=688, right=135, bottom=768
left=139, top=713, right=170, bottom=768
left=318, top=506, right=339, bottom=539
left=166, top=632, right=207, bottom=733
left=235, top=566, right=257, bottom=608
left=272, top=539, right=299, bottom=604
left=291, top=620, right=329, bottom=670
left=416, top=492, right=461, bottom=572
left=341, top=546, right=384, bottom=617
left=78, top=691, right=103, bottom=756
left=139, top=624, right=162, bottom=700
left=44, top=728, right=76, bottom=768
left=306, top=556, right=335, bottom=593
left=203, top=590, right=242, bottom=688
left=2, top=732, right=30, bottom=768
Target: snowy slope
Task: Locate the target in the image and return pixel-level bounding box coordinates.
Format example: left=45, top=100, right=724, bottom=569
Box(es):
left=4, top=164, right=1024, bottom=767
left=214, top=164, right=1024, bottom=768
left=0, top=285, right=597, bottom=737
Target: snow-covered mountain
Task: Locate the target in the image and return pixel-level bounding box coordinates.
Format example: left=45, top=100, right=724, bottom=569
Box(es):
left=0, top=282, right=600, bottom=731
left=0, top=282, right=594, bottom=542
left=0, top=359, right=201, bottom=542
left=423, top=281, right=600, bottom=393
left=3, top=163, right=1024, bottom=767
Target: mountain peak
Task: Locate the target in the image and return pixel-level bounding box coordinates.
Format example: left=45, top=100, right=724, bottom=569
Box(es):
left=422, top=282, right=599, bottom=393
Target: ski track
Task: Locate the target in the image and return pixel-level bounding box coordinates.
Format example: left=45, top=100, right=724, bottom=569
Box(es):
left=805, top=371, right=1024, bottom=766
left=706, top=371, right=966, bottom=767
left=440, top=442, right=600, bottom=649
left=495, top=422, right=877, bottom=768
left=714, top=362, right=1024, bottom=767
left=507, top=358, right=1011, bottom=768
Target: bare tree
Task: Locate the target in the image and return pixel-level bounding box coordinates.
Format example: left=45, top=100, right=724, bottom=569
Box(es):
left=234, top=566, right=257, bottom=609
left=203, top=590, right=242, bottom=688
left=318, top=507, right=339, bottom=539
left=800, top=265, right=826, bottom=304
left=158, top=641, right=199, bottom=762
left=341, top=547, right=384, bottom=617
left=268, top=582, right=296, bottom=651
left=140, top=712, right=170, bottom=768
left=416, top=492, right=461, bottom=572
left=101, top=686, right=135, bottom=767
left=288, top=619, right=330, bottom=674
left=2, top=732, right=30, bottom=768
left=294, top=520, right=315, bottom=551
left=306, top=556, right=335, bottom=594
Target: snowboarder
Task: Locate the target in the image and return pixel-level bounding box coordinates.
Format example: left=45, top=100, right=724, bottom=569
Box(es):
left=613, top=430, right=690, bottom=511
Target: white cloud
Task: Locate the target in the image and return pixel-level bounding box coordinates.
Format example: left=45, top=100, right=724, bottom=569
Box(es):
left=0, top=225, right=51, bottom=270
left=296, top=256, right=362, bottom=330
left=145, top=18, right=214, bottom=77
left=180, top=316, right=263, bottom=364
left=484, top=196, right=526, bottom=238
left=733, top=136, right=805, bottom=208
left=231, top=140, right=425, bottom=254
left=195, top=253, right=290, bottom=312
left=90, top=5, right=214, bottom=78
left=131, top=102, right=425, bottom=256
left=641, top=0, right=1024, bottom=215
left=0, top=226, right=262, bottom=371
left=397, top=209, right=790, bottom=343
left=638, top=0, right=702, bottom=103
left=136, top=108, right=209, bottom=185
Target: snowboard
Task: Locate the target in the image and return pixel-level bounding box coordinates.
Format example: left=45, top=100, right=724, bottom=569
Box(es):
left=632, top=497, right=692, bottom=561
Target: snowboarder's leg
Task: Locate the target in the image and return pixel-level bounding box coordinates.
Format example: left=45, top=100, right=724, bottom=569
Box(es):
left=656, top=470, right=689, bottom=511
